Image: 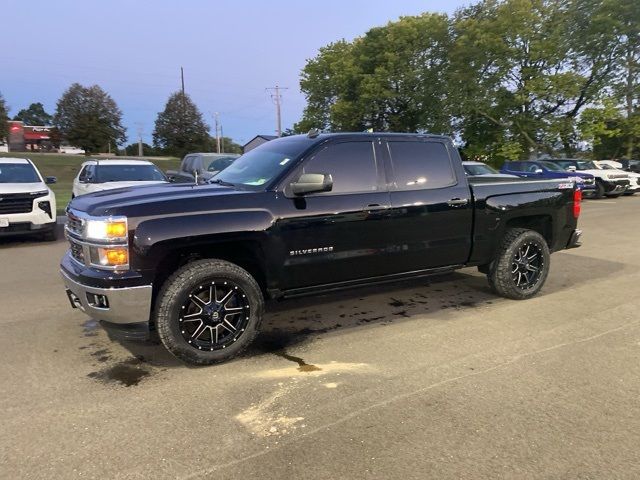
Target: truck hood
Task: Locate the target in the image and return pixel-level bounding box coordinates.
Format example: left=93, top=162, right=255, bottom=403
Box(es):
left=68, top=182, right=250, bottom=217
left=0, top=182, right=49, bottom=194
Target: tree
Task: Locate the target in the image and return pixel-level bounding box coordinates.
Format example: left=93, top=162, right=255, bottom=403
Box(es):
left=13, top=102, right=52, bottom=125
left=124, top=142, right=159, bottom=157
left=53, top=83, right=126, bottom=154
left=296, top=14, right=452, bottom=135
left=152, top=92, right=210, bottom=157
left=0, top=92, right=8, bottom=142
left=450, top=0, right=620, bottom=161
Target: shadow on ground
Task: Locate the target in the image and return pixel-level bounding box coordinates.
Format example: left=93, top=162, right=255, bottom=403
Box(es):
left=80, top=250, right=626, bottom=383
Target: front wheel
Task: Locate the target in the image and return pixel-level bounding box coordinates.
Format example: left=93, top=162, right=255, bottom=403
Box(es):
left=488, top=228, right=550, bottom=300
left=594, top=181, right=606, bottom=199
left=155, top=259, right=264, bottom=365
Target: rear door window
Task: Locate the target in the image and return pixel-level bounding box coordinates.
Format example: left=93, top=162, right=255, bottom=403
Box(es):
left=387, top=141, right=455, bottom=190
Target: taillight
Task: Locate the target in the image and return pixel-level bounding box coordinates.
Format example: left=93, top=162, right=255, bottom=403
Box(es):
left=573, top=189, right=582, bottom=218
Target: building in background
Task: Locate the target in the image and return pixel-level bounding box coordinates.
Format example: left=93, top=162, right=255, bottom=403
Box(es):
left=243, top=134, right=277, bottom=153
left=7, top=121, right=55, bottom=151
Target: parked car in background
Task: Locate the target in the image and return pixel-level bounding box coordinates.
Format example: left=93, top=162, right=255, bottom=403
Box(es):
left=166, top=153, right=240, bottom=183
left=500, top=160, right=597, bottom=197
left=596, top=161, right=640, bottom=196
left=0, top=157, right=57, bottom=240
left=59, top=146, right=86, bottom=155
left=462, top=161, right=519, bottom=179
left=617, top=159, right=640, bottom=173
left=72, top=159, right=168, bottom=198
left=544, top=159, right=629, bottom=199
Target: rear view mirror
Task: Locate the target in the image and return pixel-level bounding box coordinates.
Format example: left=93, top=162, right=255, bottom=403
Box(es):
left=291, top=173, right=333, bottom=196
left=45, top=176, right=57, bottom=184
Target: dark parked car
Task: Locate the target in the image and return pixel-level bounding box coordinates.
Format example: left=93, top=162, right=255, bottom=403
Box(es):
left=618, top=159, right=640, bottom=173
left=61, top=133, right=583, bottom=365
left=166, top=153, right=240, bottom=183
left=500, top=160, right=597, bottom=196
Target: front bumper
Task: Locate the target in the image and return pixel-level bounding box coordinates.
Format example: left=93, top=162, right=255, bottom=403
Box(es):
left=0, top=221, right=55, bottom=237
left=61, top=268, right=153, bottom=325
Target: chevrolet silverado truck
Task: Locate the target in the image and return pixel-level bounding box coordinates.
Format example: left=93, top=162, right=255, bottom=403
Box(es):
left=60, top=133, right=583, bottom=365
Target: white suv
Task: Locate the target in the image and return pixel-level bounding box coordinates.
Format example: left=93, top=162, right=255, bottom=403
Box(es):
left=0, top=158, right=57, bottom=240
left=595, top=160, right=640, bottom=195
left=72, top=159, right=168, bottom=198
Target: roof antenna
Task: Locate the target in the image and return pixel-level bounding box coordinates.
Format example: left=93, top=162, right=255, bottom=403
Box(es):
left=307, top=128, right=321, bottom=139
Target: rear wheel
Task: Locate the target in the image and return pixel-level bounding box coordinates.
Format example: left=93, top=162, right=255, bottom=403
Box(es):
left=488, top=228, right=550, bottom=300
left=594, top=180, right=606, bottom=199
left=155, top=259, right=264, bottom=365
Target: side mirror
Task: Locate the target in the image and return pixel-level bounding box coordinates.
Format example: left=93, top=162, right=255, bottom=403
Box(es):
left=291, top=173, right=333, bottom=196
left=45, top=176, right=57, bottom=184
left=534, top=168, right=543, bottom=174
left=567, top=166, right=577, bottom=172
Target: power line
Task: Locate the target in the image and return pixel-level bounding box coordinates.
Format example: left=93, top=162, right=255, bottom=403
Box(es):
left=266, top=85, right=288, bottom=137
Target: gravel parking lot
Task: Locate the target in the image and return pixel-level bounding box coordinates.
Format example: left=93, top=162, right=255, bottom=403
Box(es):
left=1, top=197, right=639, bottom=479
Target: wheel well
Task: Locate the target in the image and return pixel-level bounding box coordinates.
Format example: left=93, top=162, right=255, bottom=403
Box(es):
left=152, top=241, right=267, bottom=299
left=505, top=215, right=553, bottom=247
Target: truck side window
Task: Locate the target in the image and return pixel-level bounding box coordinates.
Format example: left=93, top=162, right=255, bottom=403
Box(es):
left=388, top=141, right=455, bottom=190
left=302, top=141, right=378, bottom=194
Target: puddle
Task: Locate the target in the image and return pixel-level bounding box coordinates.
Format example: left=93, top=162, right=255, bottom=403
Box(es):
left=81, top=319, right=99, bottom=337
left=87, top=357, right=151, bottom=387
left=274, top=351, right=322, bottom=373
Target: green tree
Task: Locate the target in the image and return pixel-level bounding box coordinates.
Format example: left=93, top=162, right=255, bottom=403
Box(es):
left=450, top=0, right=619, bottom=161
left=153, top=92, right=210, bottom=158
left=53, top=83, right=126, bottom=155
left=124, top=142, right=159, bottom=157
left=0, top=92, right=9, bottom=142
left=296, top=14, right=452, bottom=134
left=13, top=102, right=52, bottom=125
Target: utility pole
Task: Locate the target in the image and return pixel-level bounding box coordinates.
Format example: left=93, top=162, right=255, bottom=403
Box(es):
left=266, top=85, right=288, bottom=137
left=135, top=123, right=144, bottom=157
left=220, top=124, right=224, bottom=153
left=213, top=112, right=221, bottom=153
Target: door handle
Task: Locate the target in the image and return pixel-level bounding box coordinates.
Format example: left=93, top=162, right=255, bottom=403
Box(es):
left=364, top=203, right=389, bottom=211
left=447, top=198, right=469, bottom=207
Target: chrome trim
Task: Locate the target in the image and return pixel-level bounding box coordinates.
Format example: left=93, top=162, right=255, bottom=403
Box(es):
left=65, top=233, right=129, bottom=271
left=60, top=269, right=152, bottom=325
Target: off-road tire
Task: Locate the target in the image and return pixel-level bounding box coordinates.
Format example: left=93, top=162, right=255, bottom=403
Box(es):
left=155, top=259, right=264, bottom=365
left=488, top=228, right=550, bottom=300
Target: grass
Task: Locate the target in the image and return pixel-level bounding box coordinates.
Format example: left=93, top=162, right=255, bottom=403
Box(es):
left=0, top=152, right=181, bottom=214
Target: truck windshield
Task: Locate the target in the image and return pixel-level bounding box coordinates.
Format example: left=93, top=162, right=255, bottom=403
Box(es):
left=95, top=164, right=166, bottom=182
left=0, top=163, right=40, bottom=183
left=213, top=139, right=309, bottom=188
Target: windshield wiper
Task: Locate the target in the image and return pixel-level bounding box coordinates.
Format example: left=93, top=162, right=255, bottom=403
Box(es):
left=209, top=178, right=236, bottom=187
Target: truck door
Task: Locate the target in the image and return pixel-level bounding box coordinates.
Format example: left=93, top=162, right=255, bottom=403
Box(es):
left=275, top=139, right=392, bottom=290
left=383, top=138, right=473, bottom=271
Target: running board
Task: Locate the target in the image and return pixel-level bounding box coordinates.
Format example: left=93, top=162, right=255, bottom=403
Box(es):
left=271, top=265, right=463, bottom=300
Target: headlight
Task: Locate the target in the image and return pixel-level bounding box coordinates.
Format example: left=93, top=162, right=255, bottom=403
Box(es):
left=85, top=217, right=128, bottom=241
left=89, top=246, right=129, bottom=267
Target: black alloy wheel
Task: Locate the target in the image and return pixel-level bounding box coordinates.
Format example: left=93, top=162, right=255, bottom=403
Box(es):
left=179, top=280, right=251, bottom=351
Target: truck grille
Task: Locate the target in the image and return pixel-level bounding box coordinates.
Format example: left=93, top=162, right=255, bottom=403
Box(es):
left=69, top=239, right=85, bottom=264
left=66, top=212, right=84, bottom=236
left=0, top=193, right=34, bottom=214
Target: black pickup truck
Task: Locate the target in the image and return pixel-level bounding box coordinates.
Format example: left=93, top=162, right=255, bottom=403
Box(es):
left=61, top=133, right=583, bottom=365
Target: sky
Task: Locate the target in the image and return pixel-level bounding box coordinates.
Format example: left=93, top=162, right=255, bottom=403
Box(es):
left=1, top=0, right=470, bottom=146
